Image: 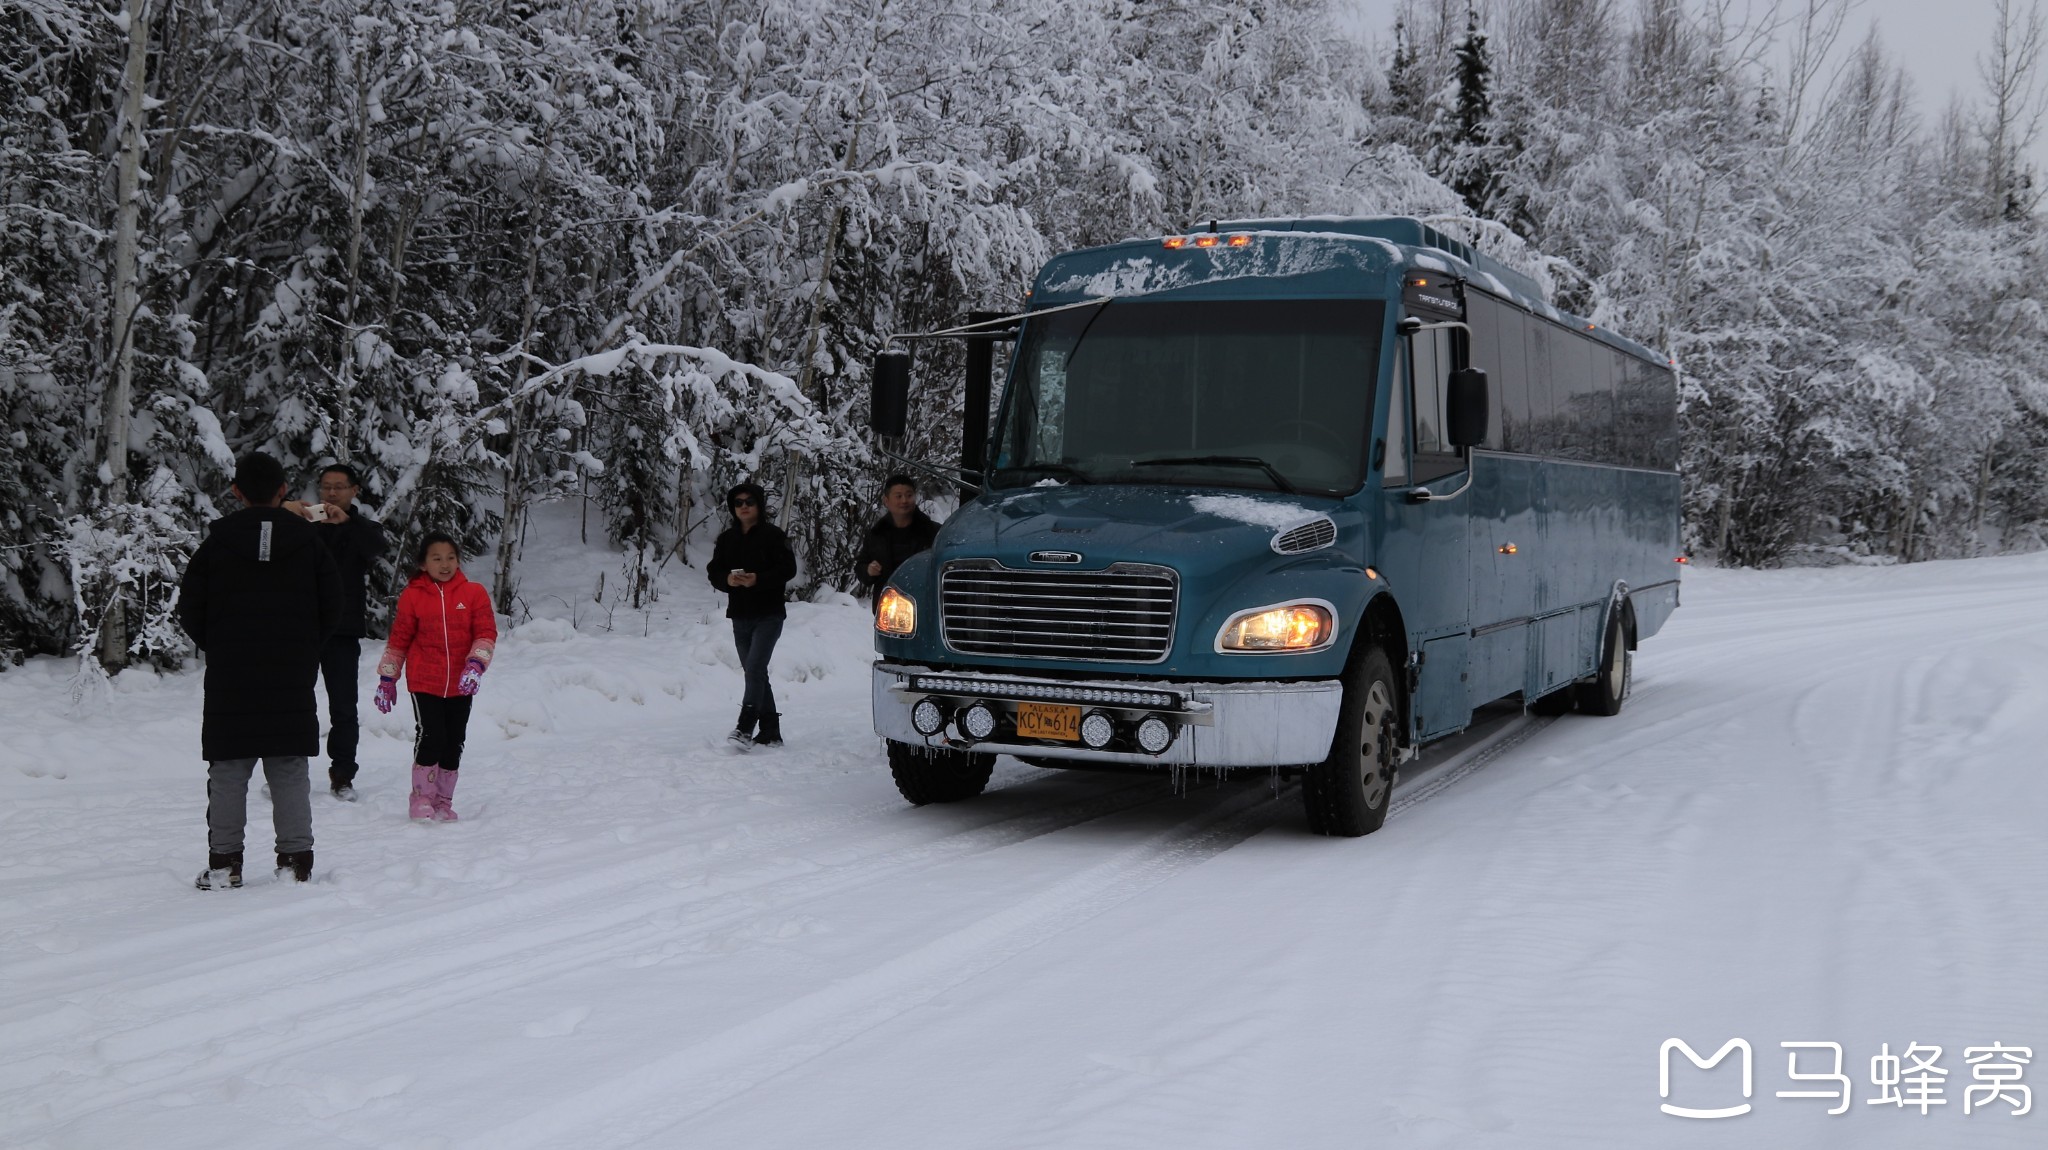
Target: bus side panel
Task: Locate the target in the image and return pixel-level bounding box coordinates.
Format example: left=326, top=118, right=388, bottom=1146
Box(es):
left=1625, top=469, right=1684, bottom=641
left=1537, top=460, right=1677, bottom=684
left=1418, top=633, right=1470, bottom=740
left=1468, top=453, right=1540, bottom=708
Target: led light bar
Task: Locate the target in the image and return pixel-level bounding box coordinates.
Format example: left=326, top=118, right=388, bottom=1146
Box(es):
left=911, top=676, right=1178, bottom=710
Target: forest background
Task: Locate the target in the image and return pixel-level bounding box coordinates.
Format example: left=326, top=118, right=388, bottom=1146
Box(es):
left=4, top=0, right=2047, bottom=674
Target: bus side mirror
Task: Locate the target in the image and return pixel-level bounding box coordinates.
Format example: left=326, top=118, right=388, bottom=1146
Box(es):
left=871, top=350, right=911, bottom=438
left=1447, top=367, right=1489, bottom=448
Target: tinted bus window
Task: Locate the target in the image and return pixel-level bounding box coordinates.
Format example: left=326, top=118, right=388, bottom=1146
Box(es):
left=1408, top=325, right=1465, bottom=481
left=1498, top=305, right=1534, bottom=454
left=1587, top=339, right=1620, bottom=462
left=1466, top=294, right=1509, bottom=451
left=1522, top=321, right=1558, bottom=456
left=1383, top=343, right=1409, bottom=485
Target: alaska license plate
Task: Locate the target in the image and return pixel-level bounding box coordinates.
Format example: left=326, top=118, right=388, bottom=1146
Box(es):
left=1014, top=701, right=1082, bottom=741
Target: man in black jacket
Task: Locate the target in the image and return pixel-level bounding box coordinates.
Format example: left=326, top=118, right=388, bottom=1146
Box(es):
left=180, top=452, right=342, bottom=889
left=285, top=463, right=387, bottom=800
left=706, top=482, right=798, bottom=748
left=853, top=475, right=941, bottom=609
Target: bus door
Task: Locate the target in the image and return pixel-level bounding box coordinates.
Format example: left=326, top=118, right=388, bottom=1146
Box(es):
left=1463, top=293, right=1541, bottom=708
left=1381, top=313, right=1472, bottom=740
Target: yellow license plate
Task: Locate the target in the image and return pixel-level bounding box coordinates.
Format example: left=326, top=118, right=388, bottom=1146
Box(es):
left=1015, top=702, right=1082, bottom=741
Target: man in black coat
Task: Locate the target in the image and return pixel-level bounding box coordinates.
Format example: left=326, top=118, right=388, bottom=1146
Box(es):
left=180, top=452, right=342, bottom=889
left=853, top=474, right=941, bottom=609
left=284, top=463, right=387, bottom=800
left=706, top=482, right=798, bottom=747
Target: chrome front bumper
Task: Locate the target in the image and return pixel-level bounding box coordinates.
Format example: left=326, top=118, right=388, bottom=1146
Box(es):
left=871, top=662, right=1343, bottom=767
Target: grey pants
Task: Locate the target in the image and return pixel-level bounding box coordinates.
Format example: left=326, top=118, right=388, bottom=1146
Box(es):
left=206, top=756, right=314, bottom=854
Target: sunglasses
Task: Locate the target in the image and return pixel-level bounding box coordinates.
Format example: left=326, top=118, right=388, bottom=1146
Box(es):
left=730, top=497, right=757, bottom=508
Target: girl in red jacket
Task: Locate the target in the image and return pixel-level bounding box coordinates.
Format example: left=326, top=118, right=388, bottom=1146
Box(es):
left=373, top=533, right=497, bottom=821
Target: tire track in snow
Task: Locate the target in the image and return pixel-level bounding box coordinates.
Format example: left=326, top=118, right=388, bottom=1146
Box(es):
left=0, top=771, right=1191, bottom=1135
left=454, top=782, right=1284, bottom=1149
left=0, top=758, right=1093, bottom=1007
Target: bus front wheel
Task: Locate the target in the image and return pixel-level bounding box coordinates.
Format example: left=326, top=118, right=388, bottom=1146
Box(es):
left=1575, top=610, right=1633, bottom=716
left=1301, top=646, right=1399, bottom=837
left=887, top=741, right=995, bottom=805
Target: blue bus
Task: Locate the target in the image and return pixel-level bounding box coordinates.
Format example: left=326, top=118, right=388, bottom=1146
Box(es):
left=867, top=217, right=1681, bottom=836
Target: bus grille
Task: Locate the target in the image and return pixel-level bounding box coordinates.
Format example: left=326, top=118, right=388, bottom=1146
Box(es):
left=940, top=561, right=1178, bottom=663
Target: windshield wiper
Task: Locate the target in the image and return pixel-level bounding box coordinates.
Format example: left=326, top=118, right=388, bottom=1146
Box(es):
left=1062, top=299, right=1112, bottom=370
left=1130, top=455, right=1298, bottom=494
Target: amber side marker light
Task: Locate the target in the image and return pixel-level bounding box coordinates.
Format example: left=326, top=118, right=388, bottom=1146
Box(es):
left=1165, top=234, right=1251, bottom=249
left=1498, top=543, right=1518, bottom=555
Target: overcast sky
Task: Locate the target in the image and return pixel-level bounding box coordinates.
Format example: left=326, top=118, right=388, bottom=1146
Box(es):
left=1341, top=1, right=2036, bottom=158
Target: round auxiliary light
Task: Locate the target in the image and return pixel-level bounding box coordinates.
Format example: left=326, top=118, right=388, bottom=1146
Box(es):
left=911, top=699, right=948, bottom=736
left=1079, top=711, right=1116, bottom=749
left=961, top=702, right=998, bottom=741
left=1135, top=715, right=1174, bottom=755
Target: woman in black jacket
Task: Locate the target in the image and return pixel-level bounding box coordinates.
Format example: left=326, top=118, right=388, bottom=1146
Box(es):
left=705, top=482, right=797, bottom=747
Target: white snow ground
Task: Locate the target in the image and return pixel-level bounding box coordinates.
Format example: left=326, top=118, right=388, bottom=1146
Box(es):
left=3, top=509, right=2046, bottom=1149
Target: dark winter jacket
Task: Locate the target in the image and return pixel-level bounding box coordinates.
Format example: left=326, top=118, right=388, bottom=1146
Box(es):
left=178, top=506, right=342, bottom=761
left=313, top=512, right=387, bottom=638
left=853, top=509, right=941, bottom=602
left=378, top=569, right=498, bottom=698
left=706, top=522, right=797, bottom=619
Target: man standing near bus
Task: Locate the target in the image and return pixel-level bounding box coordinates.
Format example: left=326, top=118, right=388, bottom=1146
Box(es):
left=854, top=475, right=940, bottom=610
left=286, top=463, right=387, bottom=801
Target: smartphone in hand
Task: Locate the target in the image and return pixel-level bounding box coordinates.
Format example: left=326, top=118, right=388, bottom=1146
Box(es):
left=305, top=503, right=329, bottom=522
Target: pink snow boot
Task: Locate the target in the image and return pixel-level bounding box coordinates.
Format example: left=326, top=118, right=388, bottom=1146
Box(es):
left=431, top=766, right=459, bottom=822
left=409, top=764, right=437, bottom=820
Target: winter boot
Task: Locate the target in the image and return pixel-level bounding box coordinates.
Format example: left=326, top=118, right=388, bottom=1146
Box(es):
left=195, top=850, right=243, bottom=890
left=329, top=766, right=358, bottom=802
left=754, top=712, right=784, bottom=747
left=430, top=767, right=459, bottom=823
left=409, top=764, right=437, bottom=820
left=275, top=849, right=314, bottom=883
left=727, top=704, right=759, bottom=748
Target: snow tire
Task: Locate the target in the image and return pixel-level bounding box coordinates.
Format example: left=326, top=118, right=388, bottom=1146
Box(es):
left=1575, top=608, right=1632, bottom=717
left=1301, top=645, right=1399, bottom=837
left=887, top=740, right=995, bottom=805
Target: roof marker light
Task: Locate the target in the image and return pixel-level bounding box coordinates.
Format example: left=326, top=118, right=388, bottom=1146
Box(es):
left=1227, top=234, right=1251, bottom=247
left=1194, top=234, right=1220, bottom=248
left=1163, top=236, right=1188, bottom=249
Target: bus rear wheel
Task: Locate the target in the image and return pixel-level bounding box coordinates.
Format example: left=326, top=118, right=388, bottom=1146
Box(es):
left=1301, top=646, right=1399, bottom=837
left=887, top=741, right=995, bottom=805
left=1575, top=610, right=1632, bottom=716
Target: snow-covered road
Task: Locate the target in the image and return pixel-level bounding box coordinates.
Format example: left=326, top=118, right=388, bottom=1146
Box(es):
left=4, top=542, right=2046, bottom=1148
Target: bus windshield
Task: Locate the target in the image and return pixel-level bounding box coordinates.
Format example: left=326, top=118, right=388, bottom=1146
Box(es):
left=990, top=298, right=1385, bottom=496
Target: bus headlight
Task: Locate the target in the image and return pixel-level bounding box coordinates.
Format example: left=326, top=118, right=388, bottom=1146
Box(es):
left=876, top=587, right=917, bottom=636
left=1216, top=601, right=1335, bottom=652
